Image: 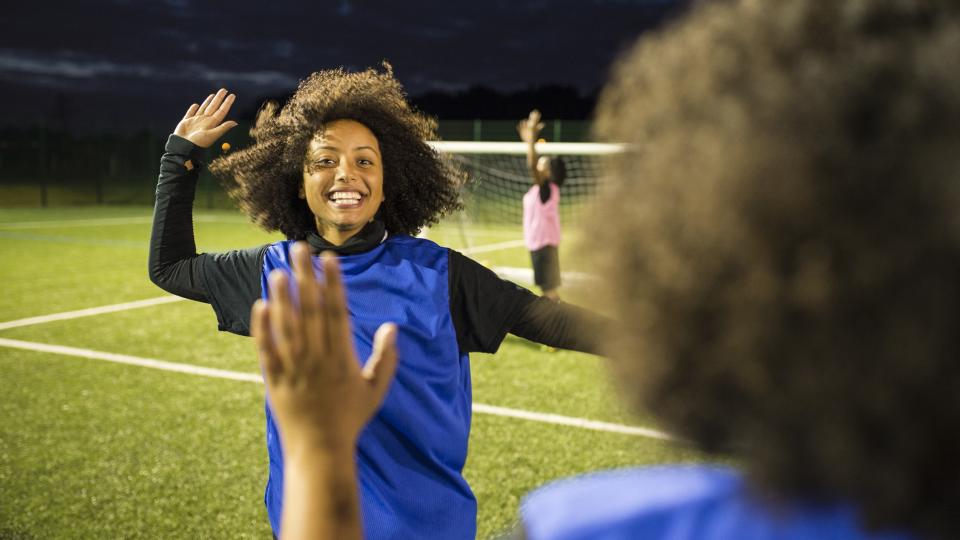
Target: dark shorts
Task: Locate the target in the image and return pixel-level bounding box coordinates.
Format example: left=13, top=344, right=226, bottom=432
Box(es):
left=530, top=245, right=561, bottom=292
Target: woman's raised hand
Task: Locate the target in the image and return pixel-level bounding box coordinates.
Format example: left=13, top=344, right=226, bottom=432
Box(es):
left=174, top=89, right=239, bottom=148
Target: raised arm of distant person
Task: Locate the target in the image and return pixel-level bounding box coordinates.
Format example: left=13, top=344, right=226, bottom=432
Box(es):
left=252, top=242, right=398, bottom=540
left=517, top=109, right=546, bottom=185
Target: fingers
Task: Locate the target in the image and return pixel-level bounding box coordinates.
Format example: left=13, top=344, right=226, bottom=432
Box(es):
left=210, top=121, right=239, bottom=140
left=206, top=89, right=228, bottom=117
left=320, top=252, right=354, bottom=375
left=529, top=109, right=541, bottom=123
left=182, top=103, right=199, bottom=121
left=196, top=92, right=216, bottom=116
left=291, top=242, right=325, bottom=361
left=268, top=270, right=301, bottom=372
left=211, top=92, right=236, bottom=123
left=252, top=299, right=283, bottom=381
left=363, top=323, right=399, bottom=407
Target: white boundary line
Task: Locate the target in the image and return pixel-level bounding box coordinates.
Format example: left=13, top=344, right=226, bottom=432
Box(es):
left=0, top=338, right=262, bottom=383
left=472, top=403, right=672, bottom=440
left=0, top=296, right=184, bottom=330
left=0, top=216, right=156, bottom=229
left=491, top=266, right=595, bottom=285
left=0, top=215, right=247, bottom=230
left=0, top=337, right=673, bottom=441
left=462, top=239, right=526, bottom=255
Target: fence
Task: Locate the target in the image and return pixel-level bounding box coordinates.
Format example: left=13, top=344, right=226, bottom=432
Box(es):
left=0, top=120, right=590, bottom=208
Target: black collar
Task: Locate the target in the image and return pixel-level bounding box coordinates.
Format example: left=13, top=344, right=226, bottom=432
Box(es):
left=304, top=220, right=388, bottom=255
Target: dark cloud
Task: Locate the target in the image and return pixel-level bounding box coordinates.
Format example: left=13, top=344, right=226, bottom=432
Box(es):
left=1, top=0, right=687, bottom=130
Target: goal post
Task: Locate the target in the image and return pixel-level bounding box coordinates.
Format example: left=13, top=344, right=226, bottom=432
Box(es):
left=426, top=141, right=626, bottom=234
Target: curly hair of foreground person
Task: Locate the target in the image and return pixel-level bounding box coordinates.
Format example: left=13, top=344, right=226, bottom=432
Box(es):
left=209, top=63, right=464, bottom=239
left=589, top=0, right=960, bottom=537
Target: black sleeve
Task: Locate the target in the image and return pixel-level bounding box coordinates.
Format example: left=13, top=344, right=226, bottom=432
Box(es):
left=148, top=133, right=266, bottom=336
left=539, top=181, right=552, bottom=203
left=448, top=250, right=607, bottom=355
left=510, top=295, right=606, bottom=355
left=148, top=134, right=209, bottom=302
left=201, top=247, right=268, bottom=335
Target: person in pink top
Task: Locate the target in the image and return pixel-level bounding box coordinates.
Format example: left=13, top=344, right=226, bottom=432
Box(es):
left=517, top=110, right=567, bottom=301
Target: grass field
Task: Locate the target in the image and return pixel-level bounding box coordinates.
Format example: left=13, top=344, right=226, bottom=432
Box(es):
left=0, top=205, right=705, bottom=539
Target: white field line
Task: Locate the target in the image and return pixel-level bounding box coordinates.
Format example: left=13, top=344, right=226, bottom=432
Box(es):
left=0, top=337, right=673, bottom=441
left=0, top=216, right=156, bottom=229
left=472, top=403, right=673, bottom=440
left=0, top=215, right=245, bottom=230
left=0, top=338, right=261, bottom=383
left=0, top=296, right=184, bottom=331
left=492, top=266, right=595, bottom=285
left=193, top=215, right=250, bottom=224
left=428, top=228, right=525, bottom=240
left=462, top=239, right=526, bottom=255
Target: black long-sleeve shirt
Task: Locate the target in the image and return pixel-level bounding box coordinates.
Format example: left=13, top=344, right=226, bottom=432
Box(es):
left=149, top=134, right=604, bottom=355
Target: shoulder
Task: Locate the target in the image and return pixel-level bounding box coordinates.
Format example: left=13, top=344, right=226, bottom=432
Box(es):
left=520, top=465, right=913, bottom=540
left=203, top=244, right=272, bottom=275
left=379, top=234, right=452, bottom=267
left=262, top=239, right=295, bottom=267
left=386, top=233, right=440, bottom=248
left=384, top=234, right=447, bottom=255
left=521, top=465, right=741, bottom=540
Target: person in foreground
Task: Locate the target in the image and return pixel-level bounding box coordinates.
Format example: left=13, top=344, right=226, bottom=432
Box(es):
left=149, top=64, right=604, bottom=538
left=260, top=0, right=960, bottom=538
left=517, top=110, right=566, bottom=301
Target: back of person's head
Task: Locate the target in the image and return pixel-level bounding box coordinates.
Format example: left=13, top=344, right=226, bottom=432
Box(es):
left=588, top=0, right=960, bottom=537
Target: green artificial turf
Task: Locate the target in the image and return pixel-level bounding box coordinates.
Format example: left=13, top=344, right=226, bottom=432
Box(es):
left=0, top=206, right=705, bottom=539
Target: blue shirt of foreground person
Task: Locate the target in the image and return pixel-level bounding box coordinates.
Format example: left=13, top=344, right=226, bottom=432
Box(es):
left=521, top=466, right=913, bottom=540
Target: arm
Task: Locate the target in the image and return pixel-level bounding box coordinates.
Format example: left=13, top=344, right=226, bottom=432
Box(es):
left=149, top=89, right=238, bottom=300
left=448, top=250, right=608, bottom=355
left=517, top=109, right=546, bottom=185
left=252, top=243, right=398, bottom=540
left=148, top=134, right=211, bottom=302
left=510, top=296, right=606, bottom=355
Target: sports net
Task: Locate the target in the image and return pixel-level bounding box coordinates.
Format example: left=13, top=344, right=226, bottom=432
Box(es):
left=427, top=141, right=625, bottom=231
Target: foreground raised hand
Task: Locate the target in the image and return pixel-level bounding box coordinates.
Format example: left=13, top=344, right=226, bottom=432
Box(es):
left=173, top=88, right=238, bottom=148
left=251, top=242, right=398, bottom=540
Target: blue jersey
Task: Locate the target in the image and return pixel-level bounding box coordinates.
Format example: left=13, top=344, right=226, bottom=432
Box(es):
left=521, top=465, right=914, bottom=540
left=261, top=236, right=476, bottom=539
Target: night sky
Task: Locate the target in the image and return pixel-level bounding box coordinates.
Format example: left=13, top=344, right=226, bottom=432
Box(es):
left=1, top=0, right=688, bottom=132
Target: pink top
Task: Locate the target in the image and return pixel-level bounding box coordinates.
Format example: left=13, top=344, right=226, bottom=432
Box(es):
left=522, top=183, right=561, bottom=251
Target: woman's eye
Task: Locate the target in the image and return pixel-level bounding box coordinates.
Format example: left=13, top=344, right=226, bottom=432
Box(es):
left=317, top=158, right=336, bottom=167
left=358, top=159, right=373, bottom=167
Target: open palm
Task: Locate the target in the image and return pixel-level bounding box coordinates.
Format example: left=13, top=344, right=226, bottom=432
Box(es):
left=517, top=109, right=545, bottom=143
left=173, top=88, right=238, bottom=148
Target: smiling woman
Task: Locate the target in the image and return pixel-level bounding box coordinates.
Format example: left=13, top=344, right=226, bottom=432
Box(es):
left=146, top=63, right=607, bottom=539
left=208, top=63, right=463, bottom=240
left=300, top=120, right=385, bottom=245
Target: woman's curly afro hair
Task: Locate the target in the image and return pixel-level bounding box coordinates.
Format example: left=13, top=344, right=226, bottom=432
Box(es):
left=589, top=0, right=960, bottom=538
left=209, top=63, right=464, bottom=239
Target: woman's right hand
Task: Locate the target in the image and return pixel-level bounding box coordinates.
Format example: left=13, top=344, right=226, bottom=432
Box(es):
left=174, top=88, right=238, bottom=148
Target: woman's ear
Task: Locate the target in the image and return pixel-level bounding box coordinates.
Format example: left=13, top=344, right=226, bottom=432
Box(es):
left=298, top=186, right=305, bottom=199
